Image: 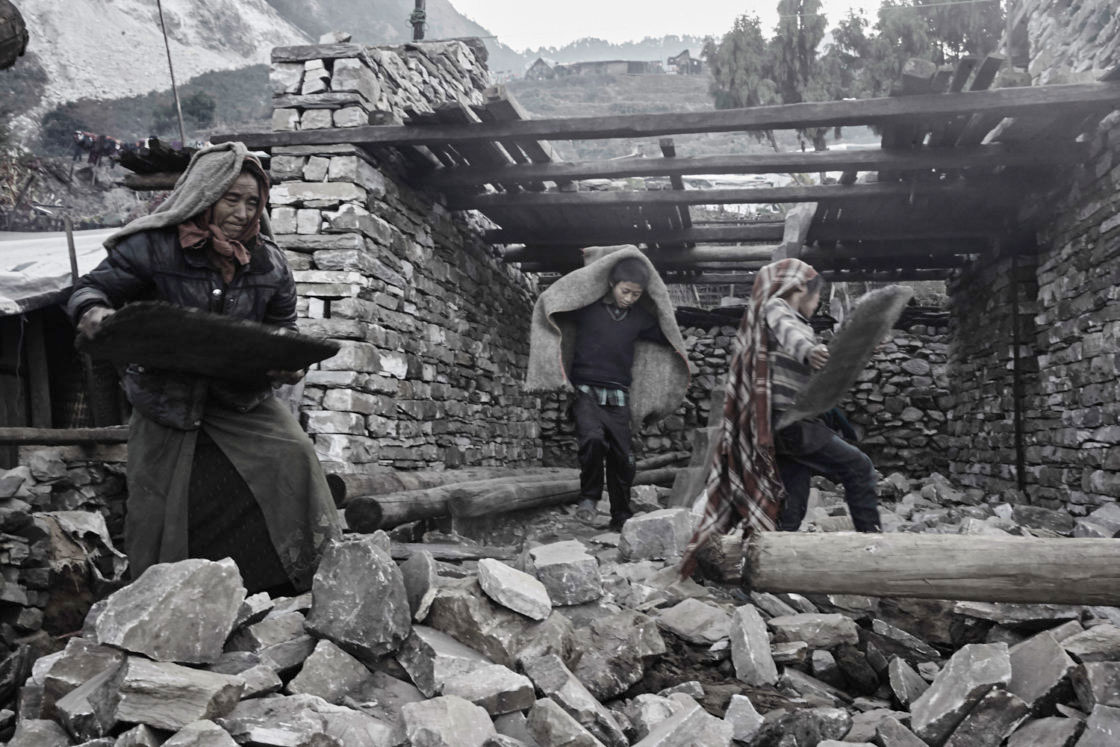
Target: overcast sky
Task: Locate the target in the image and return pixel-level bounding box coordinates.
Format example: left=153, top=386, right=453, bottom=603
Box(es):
left=452, top=0, right=883, bottom=51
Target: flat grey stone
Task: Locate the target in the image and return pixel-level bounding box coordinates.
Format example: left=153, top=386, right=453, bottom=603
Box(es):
left=1009, top=631, right=1076, bottom=711
left=42, top=638, right=125, bottom=720
left=1072, top=662, right=1120, bottom=709
left=399, top=549, right=439, bottom=622
left=441, top=664, right=535, bottom=716
left=812, top=650, right=844, bottom=689
left=873, top=715, right=926, bottom=747
left=493, top=711, right=540, bottom=746
left=1076, top=705, right=1120, bottom=747
left=1064, top=624, right=1120, bottom=663
left=115, top=657, right=244, bottom=732
left=350, top=670, right=426, bottom=728
left=910, top=643, right=1012, bottom=745
left=954, top=601, right=1083, bottom=627
left=478, top=558, right=553, bottom=621
left=425, top=578, right=573, bottom=669
left=527, top=540, right=602, bottom=606
left=55, top=663, right=121, bottom=741
left=730, top=604, right=778, bottom=686
left=163, top=720, right=239, bottom=747
left=1005, top=717, right=1082, bottom=747
left=943, top=688, right=1030, bottom=747
left=887, top=656, right=929, bottom=708
left=219, top=693, right=395, bottom=746
left=226, top=610, right=315, bottom=673
left=772, top=641, right=810, bottom=666
left=620, top=694, right=676, bottom=741
left=522, top=654, right=627, bottom=747
left=769, top=613, right=860, bottom=649
left=527, top=698, right=605, bottom=747
left=639, top=694, right=732, bottom=746
left=306, top=537, right=411, bottom=660
left=287, top=639, right=374, bottom=704
left=724, top=694, right=764, bottom=743
left=396, top=625, right=492, bottom=698
left=234, top=664, right=283, bottom=699
left=572, top=610, right=665, bottom=700
left=114, top=723, right=164, bottom=746
left=6, top=719, right=71, bottom=747
left=656, top=599, right=731, bottom=645
left=402, top=694, right=496, bottom=746
left=870, top=619, right=941, bottom=660
left=95, top=558, right=246, bottom=665
left=618, top=508, right=693, bottom=561
left=779, top=668, right=852, bottom=707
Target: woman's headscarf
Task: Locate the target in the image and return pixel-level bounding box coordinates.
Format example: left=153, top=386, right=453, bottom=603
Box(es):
left=177, top=157, right=270, bottom=283
left=680, top=258, right=819, bottom=577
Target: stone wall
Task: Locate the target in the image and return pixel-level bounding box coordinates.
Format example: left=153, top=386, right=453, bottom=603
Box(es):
left=267, top=38, right=543, bottom=471
left=540, top=318, right=953, bottom=478
left=945, top=0, right=1120, bottom=511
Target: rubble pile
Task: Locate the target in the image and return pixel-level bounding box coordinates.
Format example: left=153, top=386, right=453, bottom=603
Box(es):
left=4, top=468, right=1120, bottom=746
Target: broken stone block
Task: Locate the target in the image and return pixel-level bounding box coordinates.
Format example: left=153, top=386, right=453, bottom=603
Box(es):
left=232, top=664, right=283, bottom=699
left=115, top=657, right=244, bottom=732
left=493, top=711, right=538, bottom=745
left=943, top=687, right=1030, bottom=747
left=235, top=593, right=274, bottom=629
left=779, top=668, right=852, bottom=707
left=163, top=720, right=239, bottom=747
left=620, top=694, right=676, bottom=741
left=306, top=536, right=411, bottom=661
left=1077, top=705, right=1120, bottom=747
left=400, top=548, right=439, bottom=622
left=874, top=715, right=926, bottom=747
left=527, top=540, right=602, bottom=606
left=331, top=58, right=381, bottom=104
left=527, top=698, right=605, bottom=747
left=910, top=643, right=1012, bottom=745
left=1005, top=716, right=1083, bottom=747
left=441, top=663, right=535, bottom=716
left=812, top=650, right=844, bottom=689
left=1063, top=624, right=1120, bottom=663
left=522, top=654, right=627, bottom=747
left=751, top=591, right=799, bottom=618
left=842, top=708, right=910, bottom=742
left=1009, top=631, right=1076, bottom=711
left=55, top=663, right=121, bottom=741
left=656, top=598, right=731, bottom=645
left=887, top=656, right=929, bottom=708
left=6, top=719, right=71, bottom=747
left=954, top=601, right=1082, bottom=627
left=870, top=619, right=941, bottom=661
left=219, top=693, right=395, bottom=745
left=730, top=604, right=777, bottom=686
left=114, top=723, right=163, bottom=747
left=768, top=613, right=859, bottom=649
left=641, top=694, right=733, bottom=746
left=752, top=707, right=852, bottom=747
left=396, top=625, right=492, bottom=698
left=572, top=610, right=665, bottom=701
left=425, top=579, right=572, bottom=669
left=226, top=610, right=315, bottom=674
left=618, top=508, right=692, bottom=561
left=772, top=641, right=810, bottom=667
left=348, top=670, right=425, bottom=731
left=834, top=643, right=880, bottom=695
left=724, top=694, right=764, bottom=744
left=286, top=639, right=374, bottom=705
left=42, top=638, right=125, bottom=719
left=478, top=558, right=552, bottom=621
left=1072, top=662, right=1120, bottom=709
left=1012, top=505, right=1075, bottom=535
left=95, top=558, right=246, bottom=665
left=402, top=694, right=496, bottom=746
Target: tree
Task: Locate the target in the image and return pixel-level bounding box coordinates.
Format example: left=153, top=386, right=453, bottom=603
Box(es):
left=703, top=14, right=780, bottom=149
left=769, top=0, right=829, bottom=150
left=182, top=91, right=216, bottom=128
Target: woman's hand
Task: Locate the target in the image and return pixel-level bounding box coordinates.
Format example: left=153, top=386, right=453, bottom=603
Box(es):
left=77, top=306, right=115, bottom=339
left=808, top=344, right=830, bottom=370
left=268, top=369, right=306, bottom=386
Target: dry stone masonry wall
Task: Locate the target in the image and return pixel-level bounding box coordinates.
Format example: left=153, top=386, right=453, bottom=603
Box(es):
left=267, top=38, right=543, bottom=471
left=1011, top=0, right=1120, bottom=84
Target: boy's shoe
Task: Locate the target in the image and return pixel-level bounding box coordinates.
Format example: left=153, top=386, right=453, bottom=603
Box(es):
left=575, top=499, right=597, bottom=523
left=608, top=512, right=633, bottom=532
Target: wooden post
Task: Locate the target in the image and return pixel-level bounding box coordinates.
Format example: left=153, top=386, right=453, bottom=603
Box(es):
left=728, top=532, right=1120, bottom=606
left=410, top=0, right=426, bottom=41
left=155, top=0, right=188, bottom=147
left=25, top=314, right=50, bottom=428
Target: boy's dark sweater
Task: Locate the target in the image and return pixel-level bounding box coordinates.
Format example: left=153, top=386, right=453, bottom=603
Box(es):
left=565, top=299, right=668, bottom=390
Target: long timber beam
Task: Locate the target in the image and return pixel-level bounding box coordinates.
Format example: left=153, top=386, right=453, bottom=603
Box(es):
left=213, top=83, right=1120, bottom=149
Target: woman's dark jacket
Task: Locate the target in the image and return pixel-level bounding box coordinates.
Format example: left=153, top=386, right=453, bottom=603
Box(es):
left=66, top=227, right=297, bottom=430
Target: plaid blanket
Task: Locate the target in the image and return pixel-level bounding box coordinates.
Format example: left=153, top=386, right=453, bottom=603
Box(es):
left=681, top=258, right=819, bottom=577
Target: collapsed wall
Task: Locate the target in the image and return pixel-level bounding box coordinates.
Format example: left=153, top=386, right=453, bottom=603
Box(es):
left=947, top=0, right=1120, bottom=512
left=267, top=39, right=543, bottom=471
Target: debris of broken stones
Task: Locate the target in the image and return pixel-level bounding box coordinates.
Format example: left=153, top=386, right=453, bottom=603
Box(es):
left=8, top=469, right=1120, bottom=747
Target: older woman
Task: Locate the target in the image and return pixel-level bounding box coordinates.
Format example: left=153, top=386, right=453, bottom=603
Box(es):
left=67, top=142, right=340, bottom=594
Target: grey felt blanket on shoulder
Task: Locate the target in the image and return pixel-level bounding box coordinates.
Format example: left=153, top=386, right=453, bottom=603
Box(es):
left=525, top=245, right=691, bottom=428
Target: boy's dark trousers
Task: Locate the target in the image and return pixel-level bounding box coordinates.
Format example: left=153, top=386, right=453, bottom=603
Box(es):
left=572, top=392, right=635, bottom=521
left=774, top=420, right=880, bottom=532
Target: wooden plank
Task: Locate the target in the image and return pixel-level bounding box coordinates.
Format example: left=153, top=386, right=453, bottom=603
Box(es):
left=0, top=426, right=130, bottom=445
left=743, top=532, right=1120, bottom=606
left=451, top=181, right=1014, bottom=210
left=25, top=315, right=50, bottom=428
left=660, top=138, right=692, bottom=232
left=122, top=172, right=181, bottom=191
left=213, top=83, right=1120, bottom=149
left=481, top=85, right=561, bottom=164
left=422, top=142, right=1079, bottom=189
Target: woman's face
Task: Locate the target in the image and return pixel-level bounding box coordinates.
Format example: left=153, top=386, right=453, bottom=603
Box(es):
left=212, top=173, right=261, bottom=237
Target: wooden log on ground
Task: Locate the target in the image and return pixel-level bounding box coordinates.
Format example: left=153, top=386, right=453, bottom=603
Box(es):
left=635, top=451, right=690, bottom=470
left=327, top=466, right=575, bottom=505
left=390, top=542, right=517, bottom=562
left=704, top=532, right=1120, bottom=606
left=0, top=427, right=130, bottom=445
left=450, top=480, right=582, bottom=518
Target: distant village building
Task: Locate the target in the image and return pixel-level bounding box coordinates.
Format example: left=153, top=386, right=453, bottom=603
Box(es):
left=524, top=57, right=555, bottom=81
left=553, top=59, right=663, bottom=77
left=667, top=49, right=703, bottom=75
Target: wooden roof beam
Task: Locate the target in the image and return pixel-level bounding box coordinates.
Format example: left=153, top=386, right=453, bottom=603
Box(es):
left=213, top=82, right=1120, bottom=149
